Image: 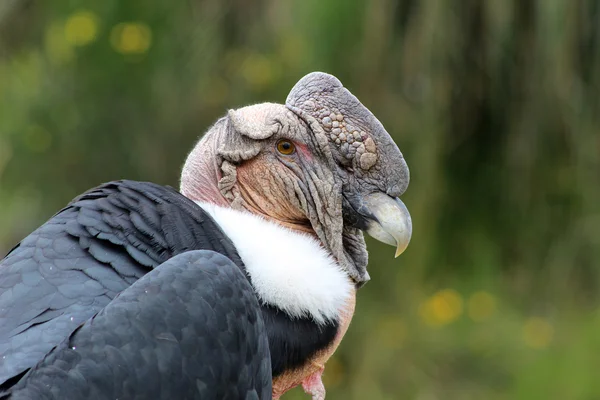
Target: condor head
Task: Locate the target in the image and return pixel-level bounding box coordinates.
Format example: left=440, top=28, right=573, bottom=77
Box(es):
left=181, top=72, right=412, bottom=287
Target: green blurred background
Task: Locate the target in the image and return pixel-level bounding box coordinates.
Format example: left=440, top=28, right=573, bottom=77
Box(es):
left=1, top=1, right=599, bottom=399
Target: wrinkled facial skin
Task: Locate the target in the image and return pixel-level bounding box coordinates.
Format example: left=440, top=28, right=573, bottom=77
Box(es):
left=221, top=104, right=356, bottom=281
left=181, top=72, right=411, bottom=286
left=233, top=109, right=332, bottom=234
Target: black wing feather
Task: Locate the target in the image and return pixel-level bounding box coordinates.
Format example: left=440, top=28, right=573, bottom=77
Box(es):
left=0, top=181, right=242, bottom=388
left=4, top=250, right=271, bottom=400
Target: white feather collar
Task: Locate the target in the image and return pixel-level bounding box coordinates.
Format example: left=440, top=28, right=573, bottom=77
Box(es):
left=196, top=201, right=353, bottom=325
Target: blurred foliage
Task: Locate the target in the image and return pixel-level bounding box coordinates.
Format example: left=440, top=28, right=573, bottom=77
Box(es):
left=1, top=1, right=599, bottom=399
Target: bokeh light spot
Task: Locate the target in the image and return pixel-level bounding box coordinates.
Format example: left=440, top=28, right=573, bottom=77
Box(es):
left=45, top=22, right=75, bottom=65
left=110, top=23, right=152, bottom=55
left=523, top=317, right=554, bottom=349
left=64, top=11, right=99, bottom=47
left=468, top=291, right=496, bottom=321
left=419, top=289, right=464, bottom=327
left=241, top=53, right=279, bottom=90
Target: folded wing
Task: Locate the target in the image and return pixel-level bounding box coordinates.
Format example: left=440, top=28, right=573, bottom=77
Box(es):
left=0, top=181, right=242, bottom=388
left=4, top=250, right=271, bottom=400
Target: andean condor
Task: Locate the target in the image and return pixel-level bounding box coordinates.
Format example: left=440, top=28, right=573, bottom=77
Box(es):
left=0, top=72, right=412, bottom=399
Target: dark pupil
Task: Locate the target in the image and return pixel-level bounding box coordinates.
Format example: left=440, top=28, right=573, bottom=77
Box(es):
left=281, top=142, right=291, bottom=150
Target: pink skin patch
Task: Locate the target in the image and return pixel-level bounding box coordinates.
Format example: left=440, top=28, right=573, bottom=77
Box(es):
left=295, top=142, right=313, bottom=162
left=301, top=368, right=326, bottom=400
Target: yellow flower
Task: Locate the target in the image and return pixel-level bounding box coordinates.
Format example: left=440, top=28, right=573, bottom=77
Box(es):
left=64, top=11, right=99, bottom=47
left=110, top=23, right=152, bottom=55
left=468, top=291, right=496, bottom=322
left=523, top=317, right=553, bottom=349
left=419, top=289, right=463, bottom=327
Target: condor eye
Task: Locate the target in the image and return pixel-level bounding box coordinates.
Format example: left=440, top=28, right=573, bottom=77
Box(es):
left=276, top=139, right=296, bottom=155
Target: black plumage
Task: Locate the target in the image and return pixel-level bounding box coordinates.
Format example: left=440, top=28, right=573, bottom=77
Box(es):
left=0, top=181, right=241, bottom=388
left=261, top=305, right=338, bottom=377
left=0, top=180, right=339, bottom=397
left=4, top=250, right=271, bottom=400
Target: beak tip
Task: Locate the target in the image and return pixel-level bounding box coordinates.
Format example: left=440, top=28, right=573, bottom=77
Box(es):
left=363, top=192, right=412, bottom=260
left=394, top=244, right=406, bottom=258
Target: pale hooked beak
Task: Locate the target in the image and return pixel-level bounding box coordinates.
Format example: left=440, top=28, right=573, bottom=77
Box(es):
left=363, top=192, right=412, bottom=257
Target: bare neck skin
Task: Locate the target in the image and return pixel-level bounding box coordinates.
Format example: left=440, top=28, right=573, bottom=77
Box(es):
left=180, top=140, right=229, bottom=207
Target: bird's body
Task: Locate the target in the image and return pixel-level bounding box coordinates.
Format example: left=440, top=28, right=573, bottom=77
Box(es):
left=0, top=72, right=413, bottom=399
left=0, top=181, right=350, bottom=398
left=0, top=181, right=242, bottom=389
left=5, top=250, right=272, bottom=400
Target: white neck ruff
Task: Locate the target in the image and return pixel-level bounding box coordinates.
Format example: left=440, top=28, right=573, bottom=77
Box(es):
left=196, top=201, right=353, bottom=325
